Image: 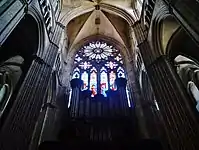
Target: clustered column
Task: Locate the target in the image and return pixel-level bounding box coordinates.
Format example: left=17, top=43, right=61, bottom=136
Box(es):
left=133, top=20, right=199, bottom=149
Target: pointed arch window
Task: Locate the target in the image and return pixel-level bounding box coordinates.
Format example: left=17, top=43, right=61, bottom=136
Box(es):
left=90, top=67, right=97, bottom=97
left=72, top=41, right=126, bottom=97
left=72, top=67, right=80, bottom=79
left=81, top=71, right=88, bottom=90
left=100, top=67, right=108, bottom=97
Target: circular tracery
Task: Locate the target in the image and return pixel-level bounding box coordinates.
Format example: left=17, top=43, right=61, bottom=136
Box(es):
left=93, top=48, right=103, bottom=54
left=72, top=40, right=126, bottom=97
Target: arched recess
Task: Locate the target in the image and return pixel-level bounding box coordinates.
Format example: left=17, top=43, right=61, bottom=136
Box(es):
left=152, top=10, right=199, bottom=114
left=60, top=3, right=137, bottom=79
left=151, top=14, right=180, bottom=56
left=62, top=5, right=135, bottom=56
left=160, top=16, right=180, bottom=54
left=166, top=25, right=199, bottom=114
left=0, top=14, right=41, bottom=123
left=61, top=35, right=130, bottom=87
left=167, top=28, right=199, bottom=61
left=152, top=5, right=199, bottom=113
left=59, top=2, right=136, bottom=55
left=149, top=0, right=181, bottom=57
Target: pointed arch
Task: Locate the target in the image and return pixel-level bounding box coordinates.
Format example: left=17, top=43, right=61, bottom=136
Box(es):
left=71, top=39, right=126, bottom=97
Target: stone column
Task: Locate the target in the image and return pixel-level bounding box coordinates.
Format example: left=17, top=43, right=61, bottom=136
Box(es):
left=139, top=40, right=199, bottom=149
left=0, top=21, right=64, bottom=150
left=115, top=78, right=129, bottom=116
left=132, top=20, right=199, bottom=149
left=70, top=78, right=83, bottom=118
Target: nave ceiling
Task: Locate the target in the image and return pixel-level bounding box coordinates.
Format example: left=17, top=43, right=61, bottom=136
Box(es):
left=61, top=0, right=137, bottom=52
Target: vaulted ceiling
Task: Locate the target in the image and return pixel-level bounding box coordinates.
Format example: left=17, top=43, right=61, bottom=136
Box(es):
left=62, top=0, right=134, bottom=8
left=61, top=0, right=137, bottom=50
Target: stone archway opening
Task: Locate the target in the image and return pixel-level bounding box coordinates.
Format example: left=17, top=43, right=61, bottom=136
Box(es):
left=159, top=15, right=180, bottom=54
left=0, top=14, right=39, bottom=123
left=164, top=18, right=199, bottom=117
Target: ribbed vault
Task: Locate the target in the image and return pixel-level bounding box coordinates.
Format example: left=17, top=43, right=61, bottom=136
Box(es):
left=60, top=0, right=137, bottom=56
left=60, top=0, right=138, bottom=86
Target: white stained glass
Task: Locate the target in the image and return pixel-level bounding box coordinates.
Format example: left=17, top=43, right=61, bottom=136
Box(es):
left=72, top=67, right=80, bottom=79
left=72, top=72, right=80, bottom=79
left=115, top=56, right=121, bottom=61
left=81, top=71, right=88, bottom=90
left=100, top=70, right=108, bottom=97
left=117, top=67, right=125, bottom=78
left=75, top=57, right=82, bottom=62
left=79, top=62, right=92, bottom=70
left=109, top=71, right=116, bottom=90
left=105, top=61, right=118, bottom=69
left=90, top=70, right=97, bottom=97
left=83, top=41, right=115, bottom=61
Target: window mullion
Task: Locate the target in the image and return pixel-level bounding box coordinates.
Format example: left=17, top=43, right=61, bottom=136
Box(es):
left=107, top=70, right=110, bottom=90
left=88, top=70, right=91, bottom=90
left=97, top=68, right=101, bottom=94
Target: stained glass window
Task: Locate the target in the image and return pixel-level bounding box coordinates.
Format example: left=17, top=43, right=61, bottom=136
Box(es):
left=72, top=67, right=80, bottom=79
left=109, top=71, right=116, bottom=90
left=81, top=71, right=88, bottom=90
left=117, top=67, right=125, bottom=78
left=79, top=62, right=92, bottom=70
left=72, top=40, right=126, bottom=97
left=100, top=67, right=108, bottom=97
left=105, top=61, right=118, bottom=69
left=90, top=67, right=97, bottom=97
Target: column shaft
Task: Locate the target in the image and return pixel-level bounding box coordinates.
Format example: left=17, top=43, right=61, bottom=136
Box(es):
left=147, top=56, right=199, bottom=149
